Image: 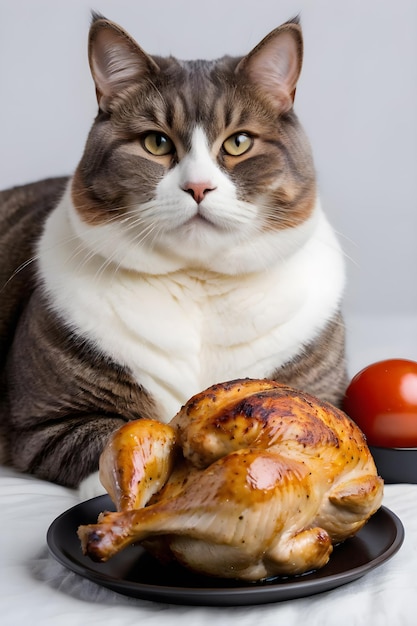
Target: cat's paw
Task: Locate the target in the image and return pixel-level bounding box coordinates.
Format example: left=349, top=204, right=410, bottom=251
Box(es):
left=78, top=471, right=107, bottom=502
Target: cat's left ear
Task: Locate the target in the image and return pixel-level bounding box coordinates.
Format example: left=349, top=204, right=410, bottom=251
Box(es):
left=236, top=19, right=303, bottom=113
left=88, top=15, right=160, bottom=112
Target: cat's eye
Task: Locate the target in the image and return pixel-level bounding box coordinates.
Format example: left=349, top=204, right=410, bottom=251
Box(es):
left=142, top=132, right=174, bottom=156
left=222, top=133, right=253, bottom=156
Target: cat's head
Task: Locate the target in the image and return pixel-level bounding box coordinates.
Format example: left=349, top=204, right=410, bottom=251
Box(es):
left=70, top=14, right=317, bottom=274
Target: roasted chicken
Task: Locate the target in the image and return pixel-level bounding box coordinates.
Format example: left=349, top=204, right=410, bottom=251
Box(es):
left=78, top=379, right=383, bottom=581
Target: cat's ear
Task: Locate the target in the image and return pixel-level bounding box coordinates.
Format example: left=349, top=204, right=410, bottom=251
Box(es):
left=236, top=19, right=303, bottom=113
left=88, top=14, right=160, bottom=111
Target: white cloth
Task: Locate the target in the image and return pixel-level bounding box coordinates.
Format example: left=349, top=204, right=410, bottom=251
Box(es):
left=1, top=464, right=415, bottom=626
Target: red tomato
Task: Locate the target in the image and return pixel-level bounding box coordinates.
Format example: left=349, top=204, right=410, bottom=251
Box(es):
left=343, top=359, right=417, bottom=448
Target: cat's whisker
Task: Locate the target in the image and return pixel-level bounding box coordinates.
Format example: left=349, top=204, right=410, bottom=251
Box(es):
left=41, top=202, right=159, bottom=280
left=109, top=224, right=163, bottom=282
left=0, top=226, right=89, bottom=293
left=330, top=229, right=359, bottom=266
left=0, top=255, right=39, bottom=294
left=90, top=216, right=164, bottom=285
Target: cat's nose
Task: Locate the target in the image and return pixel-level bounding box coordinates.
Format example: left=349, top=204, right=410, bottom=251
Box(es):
left=183, top=182, right=216, bottom=204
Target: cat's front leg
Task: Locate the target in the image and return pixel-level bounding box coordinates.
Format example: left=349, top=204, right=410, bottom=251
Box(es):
left=5, top=291, right=160, bottom=489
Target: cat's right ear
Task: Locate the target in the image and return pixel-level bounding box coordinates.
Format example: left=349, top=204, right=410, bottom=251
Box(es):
left=88, top=15, right=159, bottom=112
left=236, top=19, right=303, bottom=113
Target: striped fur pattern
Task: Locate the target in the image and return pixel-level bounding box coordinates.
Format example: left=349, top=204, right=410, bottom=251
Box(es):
left=0, top=15, right=347, bottom=488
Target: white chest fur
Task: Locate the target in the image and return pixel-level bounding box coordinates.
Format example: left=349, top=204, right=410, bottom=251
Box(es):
left=38, top=189, right=345, bottom=422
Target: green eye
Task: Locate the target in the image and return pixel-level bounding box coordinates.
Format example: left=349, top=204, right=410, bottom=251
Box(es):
left=223, top=132, right=253, bottom=156
left=143, top=132, right=174, bottom=156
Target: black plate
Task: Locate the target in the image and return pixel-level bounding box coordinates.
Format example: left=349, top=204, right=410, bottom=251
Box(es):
left=47, top=495, right=404, bottom=607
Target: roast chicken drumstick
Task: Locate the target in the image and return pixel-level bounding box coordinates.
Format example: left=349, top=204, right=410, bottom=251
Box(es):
left=78, top=379, right=383, bottom=581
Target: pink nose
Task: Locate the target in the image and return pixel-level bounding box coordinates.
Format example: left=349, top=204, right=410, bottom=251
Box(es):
left=183, top=182, right=216, bottom=204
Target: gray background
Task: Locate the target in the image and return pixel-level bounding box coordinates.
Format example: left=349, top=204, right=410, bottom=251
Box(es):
left=1, top=0, right=416, bottom=371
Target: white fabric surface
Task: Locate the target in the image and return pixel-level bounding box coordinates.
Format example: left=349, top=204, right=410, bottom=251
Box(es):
left=1, top=463, right=415, bottom=626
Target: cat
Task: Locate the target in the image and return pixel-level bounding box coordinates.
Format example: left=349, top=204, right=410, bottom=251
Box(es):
left=0, top=14, right=347, bottom=495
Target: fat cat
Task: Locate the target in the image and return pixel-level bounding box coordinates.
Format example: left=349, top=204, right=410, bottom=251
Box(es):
left=0, top=14, right=347, bottom=493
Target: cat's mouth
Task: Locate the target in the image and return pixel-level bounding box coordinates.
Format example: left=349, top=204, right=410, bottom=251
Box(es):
left=182, top=212, right=220, bottom=230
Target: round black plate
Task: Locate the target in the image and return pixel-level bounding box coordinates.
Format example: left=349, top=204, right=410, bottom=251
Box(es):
left=47, top=496, right=404, bottom=606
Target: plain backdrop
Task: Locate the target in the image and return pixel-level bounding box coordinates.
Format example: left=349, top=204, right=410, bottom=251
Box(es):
left=1, top=0, right=416, bottom=370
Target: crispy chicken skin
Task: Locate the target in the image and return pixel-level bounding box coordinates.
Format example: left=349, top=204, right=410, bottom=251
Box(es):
left=78, top=379, right=383, bottom=581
